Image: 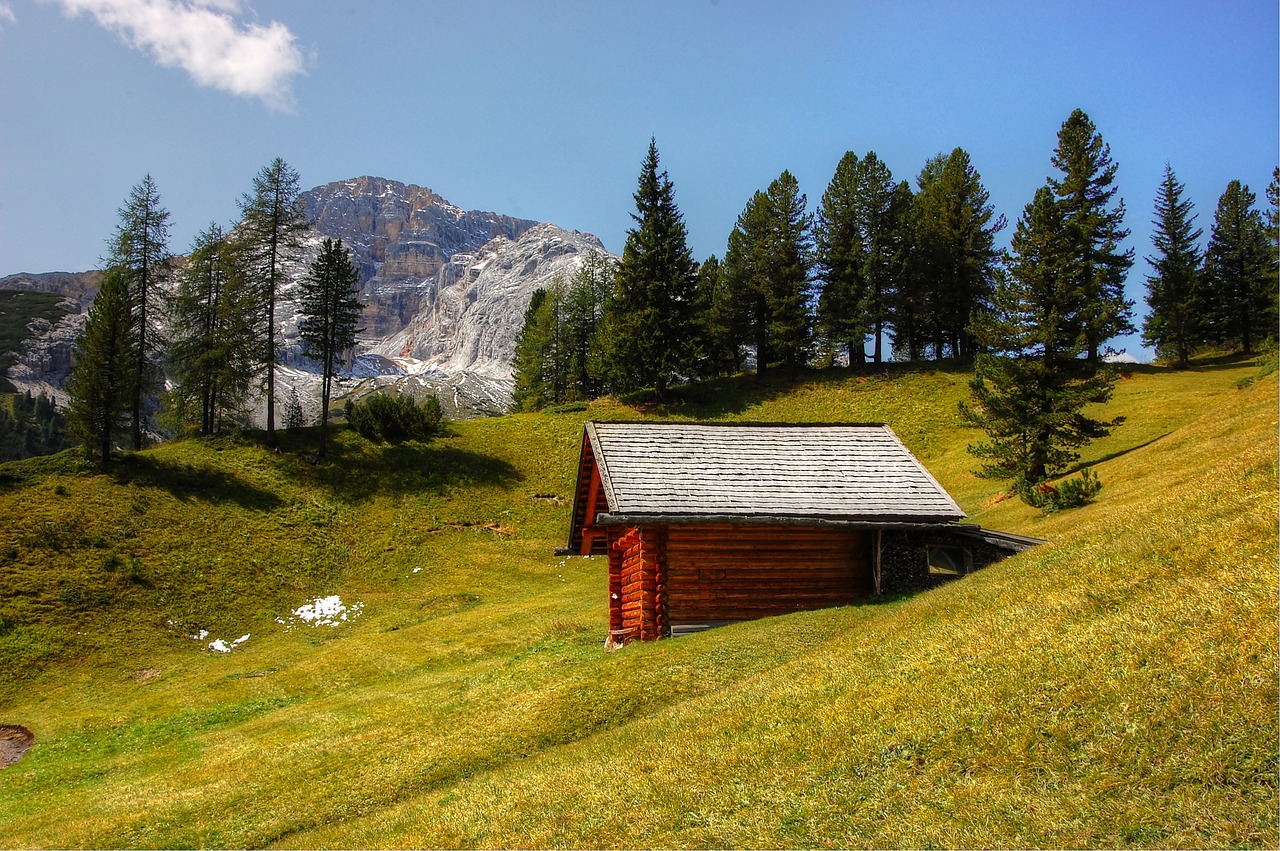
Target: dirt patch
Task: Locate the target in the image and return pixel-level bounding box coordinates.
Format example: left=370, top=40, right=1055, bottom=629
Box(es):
left=0, top=724, right=33, bottom=768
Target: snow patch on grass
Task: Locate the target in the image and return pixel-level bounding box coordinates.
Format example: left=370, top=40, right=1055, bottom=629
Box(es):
left=280, top=595, right=364, bottom=628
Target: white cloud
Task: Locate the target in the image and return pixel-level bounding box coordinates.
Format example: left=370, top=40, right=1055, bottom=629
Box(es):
left=0, top=4, right=16, bottom=29
left=55, top=0, right=309, bottom=110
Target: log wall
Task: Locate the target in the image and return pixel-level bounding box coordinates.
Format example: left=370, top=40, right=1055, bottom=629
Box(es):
left=663, top=523, right=872, bottom=627
left=607, top=525, right=667, bottom=645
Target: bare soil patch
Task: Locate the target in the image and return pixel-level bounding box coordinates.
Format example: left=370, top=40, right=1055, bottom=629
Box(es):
left=0, top=724, right=33, bottom=768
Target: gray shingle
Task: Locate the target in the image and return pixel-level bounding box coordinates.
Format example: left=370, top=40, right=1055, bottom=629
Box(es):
left=586, top=422, right=965, bottom=522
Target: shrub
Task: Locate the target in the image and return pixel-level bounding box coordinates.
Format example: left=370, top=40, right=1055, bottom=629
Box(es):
left=343, top=393, right=442, bottom=443
left=1019, top=467, right=1103, bottom=512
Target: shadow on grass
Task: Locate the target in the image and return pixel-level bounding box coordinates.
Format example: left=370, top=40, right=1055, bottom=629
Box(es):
left=629, top=361, right=977, bottom=420
left=313, top=437, right=522, bottom=503
left=110, top=453, right=284, bottom=510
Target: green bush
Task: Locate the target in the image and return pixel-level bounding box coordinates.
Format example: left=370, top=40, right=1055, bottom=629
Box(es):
left=1019, top=466, right=1103, bottom=512
left=343, top=393, right=442, bottom=443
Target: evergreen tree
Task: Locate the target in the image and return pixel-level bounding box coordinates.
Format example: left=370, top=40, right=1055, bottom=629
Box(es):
left=107, top=175, right=172, bottom=449
left=1047, top=109, right=1135, bottom=361
left=964, top=186, right=1122, bottom=503
left=693, top=254, right=746, bottom=377
left=723, top=171, right=815, bottom=373
left=562, top=252, right=614, bottom=400
left=510, top=287, right=557, bottom=412
left=815, top=151, right=870, bottom=365
left=237, top=157, right=309, bottom=442
left=914, top=148, right=1004, bottom=360
left=1141, top=164, right=1204, bottom=366
left=298, top=238, right=363, bottom=458
left=885, top=179, right=929, bottom=361
left=600, top=140, right=699, bottom=397
left=168, top=223, right=257, bottom=435
left=66, top=268, right=140, bottom=469
left=1202, top=179, right=1275, bottom=353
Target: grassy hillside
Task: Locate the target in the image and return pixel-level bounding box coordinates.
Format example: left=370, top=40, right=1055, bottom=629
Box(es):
left=0, top=358, right=1274, bottom=848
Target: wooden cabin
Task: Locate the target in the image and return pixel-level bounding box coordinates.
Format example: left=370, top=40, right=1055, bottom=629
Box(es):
left=562, top=421, right=1039, bottom=647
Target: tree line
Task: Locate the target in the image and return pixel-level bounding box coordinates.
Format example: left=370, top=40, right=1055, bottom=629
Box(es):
left=514, top=111, right=1278, bottom=505
left=66, top=159, right=365, bottom=468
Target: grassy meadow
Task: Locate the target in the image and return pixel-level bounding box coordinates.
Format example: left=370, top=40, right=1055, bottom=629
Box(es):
left=0, top=356, right=1275, bottom=848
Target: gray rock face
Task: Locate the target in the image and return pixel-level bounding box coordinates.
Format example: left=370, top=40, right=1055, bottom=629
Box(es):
left=0, top=271, right=99, bottom=404
left=374, top=223, right=610, bottom=379
left=302, top=177, right=539, bottom=340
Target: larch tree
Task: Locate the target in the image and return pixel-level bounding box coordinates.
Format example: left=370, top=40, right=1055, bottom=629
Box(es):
left=66, top=268, right=140, bottom=470
left=1202, top=179, right=1275, bottom=354
left=237, top=157, right=310, bottom=442
left=600, top=139, right=699, bottom=397
left=1047, top=109, right=1135, bottom=362
left=1141, top=164, right=1204, bottom=367
left=107, top=174, right=172, bottom=449
left=964, top=186, right=1122, bottom=505
left=298, top=238, right=363, bottom=458
left=168, top=222, right=258, bottom=434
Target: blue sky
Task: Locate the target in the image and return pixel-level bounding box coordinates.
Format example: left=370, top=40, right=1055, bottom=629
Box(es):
left=1, top=0, right=1276, bottom=357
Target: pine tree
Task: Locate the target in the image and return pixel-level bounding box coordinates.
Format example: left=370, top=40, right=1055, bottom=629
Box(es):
left=107, top=175, right=171, bottom=449
left=511, top=287, right=558, bottom=412
left=914, top=148, right=1004, bottom=360
left=168, top=223, right=258, bottom=435
left=693, top=255, right=746, bottom=377
left=1047, top=109, right=1135, bottom=361
left=1141, top=164, right=1204, bottom=367
left=1202, top=180, right=1275, bottom=353
left=66, top=268, right=140, bottom=469
left=964, top=186, right=1122, bottom=503
left=237, top=157, right=309, bottom=442
left=600, top=140, right=699, bottom=397
left=815, top=151, right=870, bottom=365
left=298, top=238, right=363, bottom=457
left=885, top=179, right=928, bottom=361
left=724, top=172, right=815, bottom=374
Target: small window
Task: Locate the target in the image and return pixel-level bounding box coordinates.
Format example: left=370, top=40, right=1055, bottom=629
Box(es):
left=928, top=545, right=972, bottom=576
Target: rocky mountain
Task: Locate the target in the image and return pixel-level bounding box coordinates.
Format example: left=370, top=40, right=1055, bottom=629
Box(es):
left=2, top=180, right=614, bottom=418
left=301, top=177, right=539, bottom=340
left=375, top=223, right=608, bottom=376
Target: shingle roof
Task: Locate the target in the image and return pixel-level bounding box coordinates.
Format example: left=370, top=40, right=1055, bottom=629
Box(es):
left=584, top=421, right=965, bottom=523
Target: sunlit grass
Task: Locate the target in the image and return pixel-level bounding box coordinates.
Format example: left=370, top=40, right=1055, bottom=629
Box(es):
left=0, top=356, right=1273, bottom=848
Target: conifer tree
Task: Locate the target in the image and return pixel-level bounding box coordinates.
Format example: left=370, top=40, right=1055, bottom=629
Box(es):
left=510, top=288, right=556, bottom=412
left=600, top=140, right=698, bottom=397
left=815, top=151, right=870, bottom=365
left=168, top=223, right=258, bottom=435
left=724, top=172, right=815, bottom=373
left=237, top=157, right=309, bottom=442
left=562, top=252, right=614, bottom=400
left=913, top=148, right=1004, bottom=360
left=298, top=238, right=363, bottom=457
left=1202, top=180, right=1275, bottom=354
left=693, top=255, right=746, bottom=377
left=964, top=186, right=1122, bottom=503
left=1141, top=164, right=1204, bottom=367
left=885, top=179, right=928, bottom=361
left=1047, top=109, right=1135, bottom=361
left=107, top=175, right=171, bottom=449
left=66, top=268, right=139, bottom=469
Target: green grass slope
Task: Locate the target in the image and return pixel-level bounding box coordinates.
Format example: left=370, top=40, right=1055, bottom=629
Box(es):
left=0, top=359, right=1274, bottom=848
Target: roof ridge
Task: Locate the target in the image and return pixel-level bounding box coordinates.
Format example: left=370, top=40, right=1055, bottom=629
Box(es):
left=588, top=420, right=891, bottom=428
